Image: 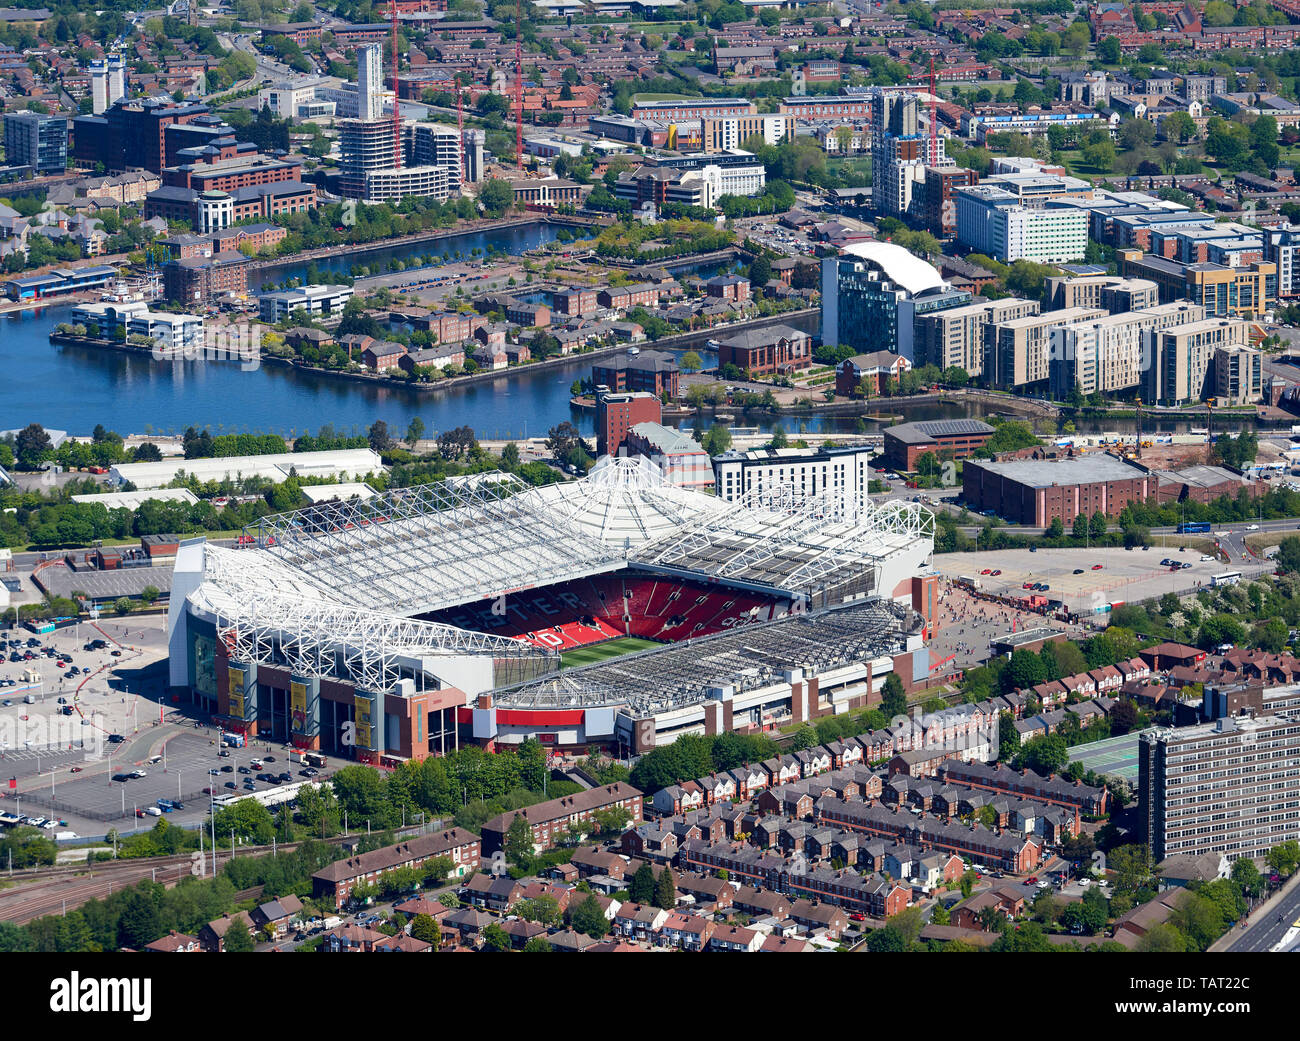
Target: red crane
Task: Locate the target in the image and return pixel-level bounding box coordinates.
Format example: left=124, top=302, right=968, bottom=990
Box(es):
left=515, top=0, right=524, bottom=171
left=906, top=56, right=939, bottom=164
left=390, top=0, right=401, bottom=170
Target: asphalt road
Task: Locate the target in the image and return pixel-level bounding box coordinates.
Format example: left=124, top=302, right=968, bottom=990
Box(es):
left=1221, top=875, right=1300, bottom=952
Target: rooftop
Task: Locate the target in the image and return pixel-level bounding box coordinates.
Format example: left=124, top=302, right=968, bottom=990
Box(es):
left=967, top=455, right=1147, bottom=487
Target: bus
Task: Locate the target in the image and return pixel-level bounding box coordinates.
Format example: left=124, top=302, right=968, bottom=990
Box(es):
left=1177, top=521, right=1212, bottom=534
left=1212, top=571, right=1242, bottom=587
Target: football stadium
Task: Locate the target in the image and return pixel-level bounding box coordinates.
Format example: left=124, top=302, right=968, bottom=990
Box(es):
left=167, top=456, right=937, bottom=762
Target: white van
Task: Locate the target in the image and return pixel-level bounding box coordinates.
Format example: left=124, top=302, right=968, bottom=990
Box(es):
left=22, top=694, right=35, bottom=704
left=143, top=806, right=162, bottom=817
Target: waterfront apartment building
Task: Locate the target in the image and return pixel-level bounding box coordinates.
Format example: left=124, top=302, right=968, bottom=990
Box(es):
left=258, top=284, right=355, bottom=323
left=1215, top=342, right=1264, bottom=405
left=1047, top=302, right=1204, bottom=399
left=913, top=297, right=1039, bottom=378
left=985, top=306, right=1106, bottom=391
left=1145, top=318, right=1255, bottom=405
left=955, top=186, right=1088, bottom=264
left=3, top=111, right=67, bottom=175
left=821, top=241, right=969, bottom=361
left=337, top=117, right=398, bottom=199
left=713, top=444, right=877, bottom=502
left=596, top=390, right=661, bottom=456
left=357, top=43, right=384, bottom=122
left=591, top=351, right=679, bottom=398
left=1139, top=715, right=1300, bottom=862
left=1117, top=249, right=1277, bottom=318
left=1045, top=275, right=1159, bottom=314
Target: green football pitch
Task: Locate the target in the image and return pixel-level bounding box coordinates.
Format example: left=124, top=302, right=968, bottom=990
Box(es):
left=560, top=636, right=661, bottom=669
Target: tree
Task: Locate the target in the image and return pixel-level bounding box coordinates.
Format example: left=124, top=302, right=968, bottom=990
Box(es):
left=1072, top=513, right=1089, bottom=540
left=1089, top=511, right=1108, bottom=540
left=1267, top=840, right=1300, bottom=877
left=1098, top=36, right=1121, bottom=63
left=1276, top=536, right=1300, bottom=576
left=523, top=936, right=552, bottom=952
left=504, top=814, right=535, bottom=866
left=701, top=423, right=732, bottom=457
left=570, top=893, right=610, bottom=937
left=367, top=420, right=392, bottom=453
left=1008, top=648, right=1047, bottom=690
left=481, top=921, right=512, bottom=952
left=630, top=863, right=656, bottom=904
left=14, top=423, right=52, bottom=470
left=880, top=672, right=907, bottom=719
left=405, top=417, right=425, bottom=448
left=866, top=924, right=906, bottom=951
left=654, top=865, right=676, bottom=910
left=222, top=916, right=255, bottom=952
left=410, top=914, right=441, bottom=946
left=1162, top=110, right=1197, bottom=145
left=478, top=178, right=514, bottom=218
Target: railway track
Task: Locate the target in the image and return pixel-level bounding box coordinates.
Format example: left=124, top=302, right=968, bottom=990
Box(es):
left=0, top=841, right=307, bottom=925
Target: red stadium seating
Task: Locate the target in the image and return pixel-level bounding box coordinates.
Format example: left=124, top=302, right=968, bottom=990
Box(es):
left=424, top=572, right=783, bottom=649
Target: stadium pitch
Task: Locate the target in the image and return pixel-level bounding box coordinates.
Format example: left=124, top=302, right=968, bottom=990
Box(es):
left=560, top=636, right=662, bottom=669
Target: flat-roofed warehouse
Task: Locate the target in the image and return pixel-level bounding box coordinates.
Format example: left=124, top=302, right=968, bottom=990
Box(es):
left=882, top=419, right=995, bottom=471
left=962, top=455, right=1154, bottom=527
left=110, top=448, right=384, bottom=489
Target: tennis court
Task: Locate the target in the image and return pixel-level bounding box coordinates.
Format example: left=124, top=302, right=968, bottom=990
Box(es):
left=561, top=636, right=662, bottom=669
left=1067, top=731, right=1144, bottom=784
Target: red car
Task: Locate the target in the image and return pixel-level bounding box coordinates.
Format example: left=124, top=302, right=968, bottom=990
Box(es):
left=980, top=568, right=992, bottom=575
left=1091, top=564, right=1103, bottom=571
left=1022, top=582, right=1033, bottom=589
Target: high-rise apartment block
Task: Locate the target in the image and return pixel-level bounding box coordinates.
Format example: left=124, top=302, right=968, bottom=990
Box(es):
left=1139, top=715, right=1300, bottom=862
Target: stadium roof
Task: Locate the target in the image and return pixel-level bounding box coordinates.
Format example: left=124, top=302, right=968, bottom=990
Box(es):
left=189, top=542, right=555, bottom=692
left=235, top=458, right=932, bottom=615
left=840, top=241, right=947, bottom=296
left=497, top=598, right=920, bottom=714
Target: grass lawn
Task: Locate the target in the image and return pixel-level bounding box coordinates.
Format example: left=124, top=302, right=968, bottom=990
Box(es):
left=560, top=636, right=661, bottom=669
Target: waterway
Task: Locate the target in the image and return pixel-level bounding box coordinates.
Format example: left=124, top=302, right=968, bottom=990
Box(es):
left=0, top=217, right=1268, bottom=440
left=9, top=300, right=1249, bottom=442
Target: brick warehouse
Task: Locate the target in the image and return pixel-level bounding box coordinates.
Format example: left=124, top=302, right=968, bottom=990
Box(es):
left=881, top=418, right=994, bottom=471
left=962, top=456, right=1154, bottom=527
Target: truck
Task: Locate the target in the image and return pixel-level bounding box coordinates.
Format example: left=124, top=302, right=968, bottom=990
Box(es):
left=221, top=731, right=246, bottom=748
left=321, top=916, right=342, bottom=932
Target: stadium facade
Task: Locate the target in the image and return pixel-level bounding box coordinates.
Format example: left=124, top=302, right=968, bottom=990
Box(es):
left=168, top=457, right=936, bottom=764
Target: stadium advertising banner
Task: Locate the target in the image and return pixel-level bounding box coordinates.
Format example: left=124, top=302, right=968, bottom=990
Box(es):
left=290, top=681, right=308, bottom=734
left=228, top=667, right=245, bottom=719
left=354, top=692, right=376, bottom=751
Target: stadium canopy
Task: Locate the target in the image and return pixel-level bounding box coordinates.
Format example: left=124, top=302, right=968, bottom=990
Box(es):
left=231, top=462, right=931, bottom=616
left=498, top=598, right=920, bottom=714
left=192, top=544, right=555, bottom=691
left=630, top=483, right=934, bottom=596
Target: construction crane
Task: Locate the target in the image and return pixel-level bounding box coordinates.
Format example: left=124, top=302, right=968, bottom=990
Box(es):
left=906, top=56, right=939, bottom=164
left=515, top=0, right=524, bottom=171
left=390, top=0, right=402, bottom=170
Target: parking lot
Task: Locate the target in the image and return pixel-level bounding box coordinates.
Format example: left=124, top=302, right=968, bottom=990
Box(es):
left=932, top=545, right=1270, bottom=618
